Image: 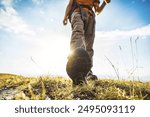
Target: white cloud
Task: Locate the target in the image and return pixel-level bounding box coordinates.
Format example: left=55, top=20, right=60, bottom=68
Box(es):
left=0, top=1, right=35, bottom=35
left=32, top=0, right=44, bottom=5
left=96, top=24, right=150, bottom=39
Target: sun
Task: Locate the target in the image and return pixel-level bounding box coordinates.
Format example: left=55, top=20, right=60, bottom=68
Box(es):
left=29, top=34, right=70, bottom=76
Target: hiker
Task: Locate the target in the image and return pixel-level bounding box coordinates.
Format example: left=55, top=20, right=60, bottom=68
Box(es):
left=63, top=0, right=110, bottom=80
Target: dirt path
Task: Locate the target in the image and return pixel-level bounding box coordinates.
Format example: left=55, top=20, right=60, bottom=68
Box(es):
left=0, top=85, right=28, bottom=100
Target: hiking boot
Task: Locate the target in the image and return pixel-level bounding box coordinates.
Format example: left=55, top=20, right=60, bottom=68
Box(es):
left=72, top=76, right=87, bottom=86
left=86, top=70, right=98, bottom=80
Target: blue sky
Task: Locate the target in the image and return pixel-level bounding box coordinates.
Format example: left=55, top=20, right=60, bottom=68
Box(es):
left=0, top=0, right=150, bottom=81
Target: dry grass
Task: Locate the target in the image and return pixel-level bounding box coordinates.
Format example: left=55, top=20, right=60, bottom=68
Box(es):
left=0, top=74, right=150, bottom=100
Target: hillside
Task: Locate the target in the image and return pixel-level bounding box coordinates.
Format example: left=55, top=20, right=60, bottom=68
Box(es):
left=0, top=74, right=150, bottom=100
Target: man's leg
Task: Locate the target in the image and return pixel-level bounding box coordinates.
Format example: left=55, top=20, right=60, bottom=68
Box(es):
left=84, top=14, right=95, bottom=67
left=84, top=14, right=98, bottom=80
left=69, top=12, right=87, bottom=85
left=70, top=12, right=85, bottom=50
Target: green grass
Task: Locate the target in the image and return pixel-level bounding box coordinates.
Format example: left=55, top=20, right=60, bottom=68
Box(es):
left=0, top=74, right=150, bottom=100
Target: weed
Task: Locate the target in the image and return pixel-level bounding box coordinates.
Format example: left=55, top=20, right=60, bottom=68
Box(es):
left=0, top=74, right=149, bottom=100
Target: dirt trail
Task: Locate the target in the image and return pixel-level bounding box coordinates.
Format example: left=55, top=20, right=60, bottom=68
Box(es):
left=0, top=85, right=28, bottom=100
